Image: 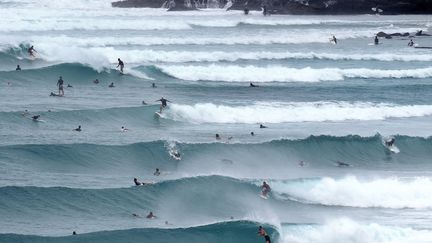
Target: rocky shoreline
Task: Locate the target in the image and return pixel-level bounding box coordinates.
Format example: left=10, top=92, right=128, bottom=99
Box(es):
left=112, top=0, right=432, bottom=15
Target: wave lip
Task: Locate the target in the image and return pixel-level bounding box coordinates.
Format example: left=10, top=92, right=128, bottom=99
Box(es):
left=157, top=64, right=432, bottom=82
left=164, top=102, right=432, bottom=124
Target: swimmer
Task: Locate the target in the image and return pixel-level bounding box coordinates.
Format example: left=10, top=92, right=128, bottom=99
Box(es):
left=32, top=115, right=40, bottom=121
left=299, top=160, right=305, bottom=167
left=73, top=125, right=82, bottom=132
left=93, top=79, right=100, bottom=84
left=108, top=82, right=115, bottom=88
left=374, top=35, right=379, bottom=45
left=146, top=212, right=156, bottom=219
left=154, top=168, right=161, bottom=176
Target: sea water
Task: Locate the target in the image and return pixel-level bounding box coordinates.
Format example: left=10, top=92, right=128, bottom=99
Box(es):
left=1, top=0, right=432, bottom=242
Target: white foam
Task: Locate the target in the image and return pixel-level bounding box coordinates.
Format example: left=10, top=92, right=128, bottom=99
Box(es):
left=272, top=176, right=432, bottom=209
left=158, top=64, right=432, bottom=82
left=165, top=102, right=432, bottom=124
left=282, top=218, right=432, bottom=243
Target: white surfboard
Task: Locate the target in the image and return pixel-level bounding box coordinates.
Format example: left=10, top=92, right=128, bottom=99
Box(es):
left=259, top=194, right=268, bottom=200
left=155, top=111, right=162, bottom=118
left=387, top=145, right=400, bottom=154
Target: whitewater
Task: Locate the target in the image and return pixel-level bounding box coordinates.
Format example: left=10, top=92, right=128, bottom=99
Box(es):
left=1, top=0, right=432, bottom=242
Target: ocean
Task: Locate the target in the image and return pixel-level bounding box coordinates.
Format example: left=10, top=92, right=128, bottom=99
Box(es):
left=1, top=0, right=432, bottom=242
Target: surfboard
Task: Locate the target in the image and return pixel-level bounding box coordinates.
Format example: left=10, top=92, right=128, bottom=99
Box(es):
left=154, top=111, right=162, bottom=118
left=387, top=145, right=400, bottom=154
left=259, top=194, right=268, bottom=200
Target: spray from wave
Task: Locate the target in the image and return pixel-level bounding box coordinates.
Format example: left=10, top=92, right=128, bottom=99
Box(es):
left=164, top=102, right=432, bottom=123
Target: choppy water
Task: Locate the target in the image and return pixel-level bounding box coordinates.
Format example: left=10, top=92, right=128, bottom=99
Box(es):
left=1, top=0, right=432, bottom=242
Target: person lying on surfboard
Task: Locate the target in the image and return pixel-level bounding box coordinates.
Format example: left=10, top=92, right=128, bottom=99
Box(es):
left=261, top=181, right=271, bottom=197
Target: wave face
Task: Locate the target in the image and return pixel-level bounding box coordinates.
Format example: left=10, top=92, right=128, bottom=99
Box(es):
left=2, top=2, right=432, bottom=241
left=0, top=221, right=277, bottom=243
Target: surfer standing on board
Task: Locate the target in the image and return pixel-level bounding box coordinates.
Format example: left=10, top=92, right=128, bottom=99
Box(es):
left=261, top=181, right=271, bottom=197
left=156, top=97, right=171, bottom=113
left=57, top=76, right=64, bottom=96
left=28, top=46, right=37, bottom=57
left=117, top=58, right=124, bottom=73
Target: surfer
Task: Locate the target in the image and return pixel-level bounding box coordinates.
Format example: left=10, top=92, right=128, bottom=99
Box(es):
left=154, top=168, right=161, bottom=176
left=261, top=181, right=271, bottom=197
left=258, top=226, right=271, bottom=243
left=72, top=231, right=76, bottom=235
left=121, top=126, right=129, bottom=132
left=93, top=79, right=99, bottom=84
left=259, top=124, right=267, bottom=128
left=73, top=125, right=82, bottom=132
left=152, top=83, right=157, bottom=88
left=22, top=110, right=29, bottom=116
left=28, top=45, right=36, bottom=57
left=67, top=84, right=72, bottom=88
left=215, top=134, right=221, bottom=140
left=156, top=97, right=171, bottom=113
left=117, top=58, right=124, bottom=73
left=16, top=65, right=21, bottom=71
left=244, top=7, right=249, bottom=15
left=32, top=115, right=40, bottom=121
left=374, top=35, right=379, bottom=45
left=57, top=76, right=64, bottom=96
left=336, top=161, right=350, bottom=167
left=385, top=138, right=395, bottom=147
left=134, top=178, right=146, bottom=186
left=408, top=39, right=414, bottom=47
left=146, top=212, right=156, bottom=219
left=251, top=132, right=255, bottom=136
left=142, top=100, right=147, bottom=105
left=262, top=5, right=268, bottom=16
left=109, top=82, right=115, bottom=88
left=332, top=35, right=337, bottom=44
left=299, top=160, right=305, bottom=167
left=250, top=82, right=259, bottom=87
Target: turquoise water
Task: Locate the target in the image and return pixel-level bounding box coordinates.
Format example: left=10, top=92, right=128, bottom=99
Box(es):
left=1, top=0, right=432, bottom=242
